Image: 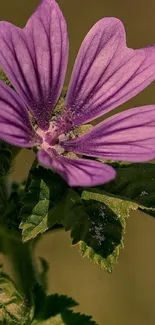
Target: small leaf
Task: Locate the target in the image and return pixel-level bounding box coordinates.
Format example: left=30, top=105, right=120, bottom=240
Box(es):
left=100, top=162, right=155, bottom=217
left=82, top=188, right=139, bottom=218
left=35, top=294, right=78, bottom=320
left=20, top=166, right=67, bottom=242
left=31, top=185, right=124, bottom=271
left=20, top=163, right=152, bottom=271
left=0, top=267, right=30, bottom=324
left=80, top=189, right=140, bottom=272
left=80, top=202, right=122, bottom=272
left=32, top=311, right=97, bottom=325
left=20, top=168, right=125, bottom=271
left=48, top=310, right=97, bottom=325
left=31, top=294, right=97, bottom=325
left=61, top=310, right=97, bottom=325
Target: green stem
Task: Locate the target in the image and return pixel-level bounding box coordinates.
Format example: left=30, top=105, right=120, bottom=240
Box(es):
left=2, top=236, right=39, bottom=306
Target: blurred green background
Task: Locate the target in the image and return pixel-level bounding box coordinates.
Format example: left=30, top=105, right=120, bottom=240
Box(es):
left=0, top=0, right=155, bottom=324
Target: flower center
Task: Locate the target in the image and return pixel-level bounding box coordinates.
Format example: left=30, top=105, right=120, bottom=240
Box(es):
left=36, top=122, right=67, bottom=154
left=36, top=110, right=75, bottom=155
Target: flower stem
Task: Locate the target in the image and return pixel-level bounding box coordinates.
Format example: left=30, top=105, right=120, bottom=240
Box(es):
left=2, top=236, right=39, bottom=306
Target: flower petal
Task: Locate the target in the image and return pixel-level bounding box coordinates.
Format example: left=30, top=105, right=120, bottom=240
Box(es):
left=0, top=0, right=68, bottom=129
left=62, top=105, right=155, bottom=162
left=0, top=81, right=36, bottom=147
left=66, top=18, right=155, bottom=126
left=37, top=149, right=116, bottom=187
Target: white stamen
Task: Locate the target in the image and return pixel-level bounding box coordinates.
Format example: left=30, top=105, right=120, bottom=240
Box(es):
left=140, top=191, right=148, bottom=196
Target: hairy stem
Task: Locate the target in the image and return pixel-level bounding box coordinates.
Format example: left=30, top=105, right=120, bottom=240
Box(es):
left=2, top=236, right=39, bottom=306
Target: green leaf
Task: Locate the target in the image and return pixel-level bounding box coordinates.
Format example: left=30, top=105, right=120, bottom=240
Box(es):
left=20, top=164, right=125, bottom=271
left=19, top=166, right=67, bottom=242
left=100, top=162, right=155, bottom=217
left=0, top=266, right=30, bottom=324
left=80, top=202, right=122, bottom=272
left=32, top=311, right=97, bottom=325
left=31, top=294, right=97, bottom=325
left=60, top=310, right=97, bottom=325
left=79, top=162, right=155, bottom=271
left=82, top=188, right=139, bottom=217
left=20, top=176, right=123, bottom=271
left=80, top=188, right=139, bottom=272
left=21, top=162, right=154, bottom=271
left=35, top=294, right=78, bottom=320
left=20, top=183, right=87, bottom=244
left=43, top=310, right=97, bottom=325
left=48, top=189, right=124, bottom=271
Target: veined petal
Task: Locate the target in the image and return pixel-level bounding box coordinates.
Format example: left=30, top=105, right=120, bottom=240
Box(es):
left=37, top=149, right=116, bottom=187
left=0, top=0, right=69, bottom=129
left=62, top=105, right=155, bottom=162
left=0, top=81, right=36, bottom=147
left=66, top=18, right=155, bottom=126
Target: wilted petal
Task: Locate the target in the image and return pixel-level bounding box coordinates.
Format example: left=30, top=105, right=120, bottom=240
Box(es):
left=66, top=18, right=155, bottom=126
left=62, top=105, right=155, bottom=162
left=0, top=0, right=68, bottom=129
left=37, top=149, right=116, bottom=186
left=0, top=81, right=36, bottom=147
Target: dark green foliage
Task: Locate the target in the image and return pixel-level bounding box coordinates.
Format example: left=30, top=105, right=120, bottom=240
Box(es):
left=31, top=294, right=97, bottom=325
left=20, top=165, right=125, bottom=271
left=0, top=266, right=30, bottom=325
left=100, top=162, right=155, bottom=217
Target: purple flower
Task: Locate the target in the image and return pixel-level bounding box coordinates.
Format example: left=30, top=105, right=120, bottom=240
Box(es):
left=0, top=0, right=155, bottom=187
